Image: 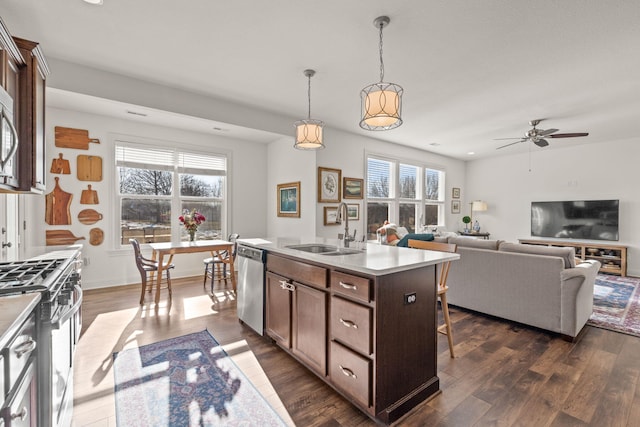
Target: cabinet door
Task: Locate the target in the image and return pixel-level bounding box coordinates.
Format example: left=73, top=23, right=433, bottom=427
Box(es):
left=292, top=282, right=327, bottom=376
left=265, top=272, right=292, bottom=348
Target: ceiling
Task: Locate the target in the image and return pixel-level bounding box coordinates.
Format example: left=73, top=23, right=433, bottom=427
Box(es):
left=2, top=1, right=639, bottom=159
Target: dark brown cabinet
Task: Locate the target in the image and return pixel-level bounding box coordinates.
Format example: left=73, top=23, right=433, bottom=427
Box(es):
left=265, top=257, right=327, bottom=376
left=0, top=17, right=49, bottom=193
left=264, top=251, right=440, bottom=425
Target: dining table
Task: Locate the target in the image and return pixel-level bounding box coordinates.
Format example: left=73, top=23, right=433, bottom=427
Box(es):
left=148, top=240, right=236, bottom=304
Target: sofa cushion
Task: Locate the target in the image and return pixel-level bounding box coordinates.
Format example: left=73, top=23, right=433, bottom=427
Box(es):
left=448, top=236, right=501, bottom=250
left=498, top=242, right=576, bottom=268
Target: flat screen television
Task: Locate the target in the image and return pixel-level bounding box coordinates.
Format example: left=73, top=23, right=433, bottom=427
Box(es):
left=531, top=199, right=619, bottom=241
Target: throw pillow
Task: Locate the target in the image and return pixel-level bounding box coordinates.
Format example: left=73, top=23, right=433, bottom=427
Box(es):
left=498, top=242, right=576, bottom=268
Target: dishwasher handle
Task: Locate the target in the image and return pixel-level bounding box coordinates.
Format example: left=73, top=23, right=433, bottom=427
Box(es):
left=237, top=245, right=265, bottom=262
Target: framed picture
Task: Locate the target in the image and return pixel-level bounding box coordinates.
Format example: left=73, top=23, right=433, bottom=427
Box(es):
left=451, top=200, right=461, bottom=214
left=323, top=206, right=339, bottom=225
left=277, top=181, right=301, bottom=218
left=343, top=177, right=364, bottom=199
left=318, top=167, right=342, bottom=203
left=452, top=187, right=461, bottom=199
left=347, top=204, right=360, bottom=220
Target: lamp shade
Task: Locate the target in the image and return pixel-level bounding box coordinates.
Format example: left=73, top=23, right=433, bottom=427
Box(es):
left=360, top=82, right=403, bottom=130
left=471, top=201, right=488, bottom=212
left=294, top=119, right=324, bottom=150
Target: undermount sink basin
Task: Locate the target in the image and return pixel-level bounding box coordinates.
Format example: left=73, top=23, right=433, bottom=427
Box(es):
left=285, top=244, right=362, bottom=256
left=319, top=248, right=363, bottom=256
left=285, top=243, right=338, bottom=253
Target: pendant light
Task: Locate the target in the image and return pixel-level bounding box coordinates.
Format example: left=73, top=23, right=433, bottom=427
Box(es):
left=360, top=16, right=403, bottom=131
left=294, top=69, right=325, bottom=150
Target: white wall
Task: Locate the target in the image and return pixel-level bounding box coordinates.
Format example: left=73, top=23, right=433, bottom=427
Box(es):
left=465, top=138, right=640, bottom=276
left=26, top=107, right=269, bottom=289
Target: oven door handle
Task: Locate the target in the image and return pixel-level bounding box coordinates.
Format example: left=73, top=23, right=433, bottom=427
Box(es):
left=51, top=285, right=83, bottom=329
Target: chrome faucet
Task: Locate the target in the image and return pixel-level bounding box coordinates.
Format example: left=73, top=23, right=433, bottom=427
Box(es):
left=336, top=202, right=356, bottom=248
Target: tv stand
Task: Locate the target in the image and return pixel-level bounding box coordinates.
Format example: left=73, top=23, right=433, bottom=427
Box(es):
left=518, top=239, right=627, bottom=277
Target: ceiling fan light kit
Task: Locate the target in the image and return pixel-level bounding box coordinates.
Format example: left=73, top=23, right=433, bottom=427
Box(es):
left=360, top=16, right=404, bottom=131
left=495, top=119, right=588, bottom=150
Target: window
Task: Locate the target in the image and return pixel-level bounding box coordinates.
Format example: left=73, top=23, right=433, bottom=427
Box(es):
left=366, top=155, right=445, bottom=239
left=116, top=142, right=227, bottom=245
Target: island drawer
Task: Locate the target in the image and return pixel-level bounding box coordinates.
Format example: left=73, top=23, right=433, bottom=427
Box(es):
left=330, top=341, right=371, bottom=409
left=331, top=296, right=372, bottom=355
left=267, top=254, right=327, bottom=289
left=331, top=271, right=371, bottom=303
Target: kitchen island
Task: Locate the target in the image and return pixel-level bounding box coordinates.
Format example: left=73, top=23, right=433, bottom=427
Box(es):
left=237, top=237, right=459, bottom=425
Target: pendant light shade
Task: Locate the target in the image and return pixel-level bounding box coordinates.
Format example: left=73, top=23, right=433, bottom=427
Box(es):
left=360, top=16, right=403, bottom=131
left=294, top=69, right=325, bottom=150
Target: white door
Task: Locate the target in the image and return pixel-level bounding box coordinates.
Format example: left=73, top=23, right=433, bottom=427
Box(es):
left=0, top=193, right=20, bottom=261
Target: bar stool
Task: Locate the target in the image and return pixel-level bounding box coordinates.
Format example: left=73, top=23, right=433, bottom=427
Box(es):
left=408, top=239, right=458, bottom=358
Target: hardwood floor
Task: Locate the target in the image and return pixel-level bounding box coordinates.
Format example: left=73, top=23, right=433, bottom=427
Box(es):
left=72, top=276, right=640, bottom=426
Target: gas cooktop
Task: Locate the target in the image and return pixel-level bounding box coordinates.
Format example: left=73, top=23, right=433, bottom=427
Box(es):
left=0, top=259, right=67, bottom=294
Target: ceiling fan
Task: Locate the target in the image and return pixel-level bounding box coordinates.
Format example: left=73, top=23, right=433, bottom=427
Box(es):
left=495, top=119, right=589, bottom=150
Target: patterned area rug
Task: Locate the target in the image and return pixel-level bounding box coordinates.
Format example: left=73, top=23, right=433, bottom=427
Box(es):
left=113, top=330, right=286, bottom=426
left=588, top=275, right=640, bottom=337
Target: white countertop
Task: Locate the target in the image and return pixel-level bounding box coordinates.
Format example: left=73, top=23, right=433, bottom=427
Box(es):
left=237, top=237, right=459, bottom=276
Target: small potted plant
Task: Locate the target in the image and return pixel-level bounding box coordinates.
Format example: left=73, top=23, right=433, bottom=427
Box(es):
left=462, top=215, right=471, bottom=232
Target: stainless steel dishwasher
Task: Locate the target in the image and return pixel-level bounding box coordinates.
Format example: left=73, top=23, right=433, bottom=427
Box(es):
left=237, top=244, right=266, bottom=335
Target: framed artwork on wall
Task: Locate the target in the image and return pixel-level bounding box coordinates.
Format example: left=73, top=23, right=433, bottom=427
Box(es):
left=277, top=181, right=301, bottom=218
left=451, top=200, right=461, bottom=214
left=343, top=177, right=364, bottom=199
left=318, top=167, right=341, bottom=203
left=347, top=204, right=360, bottom=220
left=324, top=206, right=339, bottom=225
left=452, top=187, right=461, bottom=199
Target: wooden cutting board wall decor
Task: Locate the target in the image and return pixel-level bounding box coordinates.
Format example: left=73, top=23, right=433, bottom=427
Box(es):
left=46, top=230, right=85, bottom=246
left=55, top=126, right=100, bottom=149
left=50, top=153, right=71, bottom=174
left=77, top=155, right=103, bottom=181
left=77, top=209, right=103, bottom=225
left=45, top=177, right=73, bottom=225
left=89, top=228, right=104, bottom=246
left=80, top=185, right=99, bottom=204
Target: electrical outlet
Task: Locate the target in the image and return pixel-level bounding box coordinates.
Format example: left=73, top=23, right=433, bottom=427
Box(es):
left=404, top=292, right=417, bottom=305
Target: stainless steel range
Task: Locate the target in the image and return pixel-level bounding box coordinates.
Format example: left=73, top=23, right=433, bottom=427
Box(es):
left=0, top=248, right=82, bottom=427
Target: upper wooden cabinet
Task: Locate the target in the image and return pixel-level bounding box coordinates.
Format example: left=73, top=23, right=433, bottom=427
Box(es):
left=0, top=16, right=49, bottom=193
left=14, top=37, right=49, bottom=193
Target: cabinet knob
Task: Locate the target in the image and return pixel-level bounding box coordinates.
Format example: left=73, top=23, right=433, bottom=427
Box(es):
left=11, top=407, right=28, bottom=421
left=2, top=241, right=12, bottom=248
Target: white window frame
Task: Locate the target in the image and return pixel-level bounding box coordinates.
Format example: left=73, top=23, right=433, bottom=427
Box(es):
left=366, top=154, right=446, bottom=236
left=115, top=138, right=228, bottom=247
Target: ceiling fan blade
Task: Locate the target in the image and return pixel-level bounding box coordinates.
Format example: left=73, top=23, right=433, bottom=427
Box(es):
left=493, top=137, right=523, bottom=141
left=538, top=128, right=559, bottom=136
left=496, top=139, right=526, bottom=150
left=548, top=132, right=589, bottom=138
left=534, top=139, right=549, bottom=148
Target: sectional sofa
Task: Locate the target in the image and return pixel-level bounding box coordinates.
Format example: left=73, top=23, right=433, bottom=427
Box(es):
left=435, top=236, right=600, bottom=340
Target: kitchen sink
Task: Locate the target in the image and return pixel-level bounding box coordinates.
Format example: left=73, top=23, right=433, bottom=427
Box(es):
left=319, top=248, right=362, bottom=256
left=285, top=244, right=362, bottom=256
left=285, top=243, right=338, bottom=253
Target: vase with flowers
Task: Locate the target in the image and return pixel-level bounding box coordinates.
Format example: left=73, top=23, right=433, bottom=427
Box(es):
left=179, top=209, right=206, bottom=241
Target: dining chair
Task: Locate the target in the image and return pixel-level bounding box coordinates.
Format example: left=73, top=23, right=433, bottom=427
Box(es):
left=130, top=238, right=175, bottom=304
left=203, top=233, right=239, bottom=292
left=408, top=239, right=458, bottom=358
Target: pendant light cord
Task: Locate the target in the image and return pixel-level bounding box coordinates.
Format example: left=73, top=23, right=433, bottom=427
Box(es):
left=378, top=21, right=385, bottom=82
left=307, top=74, right=312, bottom=119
